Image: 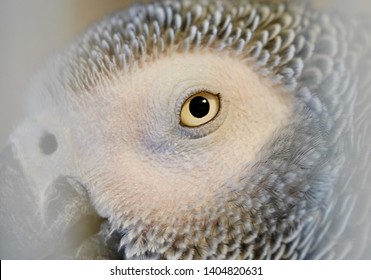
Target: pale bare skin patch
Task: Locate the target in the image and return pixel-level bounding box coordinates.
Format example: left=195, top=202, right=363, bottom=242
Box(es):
left=70, top=52, right=293, bottom=226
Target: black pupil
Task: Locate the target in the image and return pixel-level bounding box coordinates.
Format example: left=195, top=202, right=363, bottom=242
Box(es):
left=189, top=96, right=210, bottom=119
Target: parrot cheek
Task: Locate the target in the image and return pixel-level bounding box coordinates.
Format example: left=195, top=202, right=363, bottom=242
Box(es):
left=82, top=163, right=212, bottom=224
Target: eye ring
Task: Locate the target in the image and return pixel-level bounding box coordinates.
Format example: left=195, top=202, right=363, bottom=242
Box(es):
left=180, top=91, right=220, bottom=127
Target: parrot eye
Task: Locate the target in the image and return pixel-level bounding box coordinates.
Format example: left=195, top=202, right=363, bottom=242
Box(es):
left=180, top=91, right=220, bottom=127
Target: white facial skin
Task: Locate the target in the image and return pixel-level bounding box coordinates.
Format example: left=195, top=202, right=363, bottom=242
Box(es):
left=69, top=52, right=293, bottom=227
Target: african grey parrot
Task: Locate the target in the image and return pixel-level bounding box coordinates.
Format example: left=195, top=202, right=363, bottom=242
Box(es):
left=0, top=0, right=370, bottom=259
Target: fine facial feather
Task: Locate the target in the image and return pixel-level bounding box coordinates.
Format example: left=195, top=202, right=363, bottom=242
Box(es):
left=70, top=52, right=293, bottom=224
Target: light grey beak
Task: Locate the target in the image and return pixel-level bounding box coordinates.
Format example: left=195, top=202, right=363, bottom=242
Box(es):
left=0, top=144, right=106, bottom=259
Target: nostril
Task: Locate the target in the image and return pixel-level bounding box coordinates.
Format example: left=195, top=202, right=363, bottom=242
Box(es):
left=39, top=132, right=58, bottom=155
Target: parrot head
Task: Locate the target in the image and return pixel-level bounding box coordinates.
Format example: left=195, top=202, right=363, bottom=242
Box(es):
left=1, top=0, right=371, bottom=259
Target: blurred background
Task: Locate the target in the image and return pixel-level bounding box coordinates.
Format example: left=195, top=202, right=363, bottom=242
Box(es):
left=0, top=0, right=370, bottom=148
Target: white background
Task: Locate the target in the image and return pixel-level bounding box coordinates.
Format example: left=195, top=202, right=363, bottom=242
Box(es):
left=2, top=260, right=371, bottom=280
